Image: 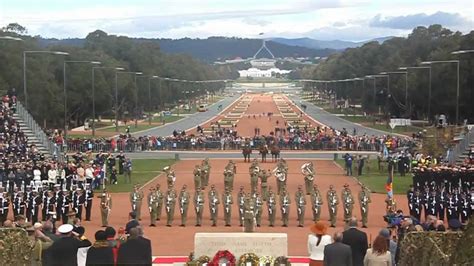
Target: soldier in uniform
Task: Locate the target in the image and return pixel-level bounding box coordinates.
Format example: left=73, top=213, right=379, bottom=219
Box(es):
left=98, top=188, right=112, bottom=227
left=194, top=187, right=205, bottom=226
left=13, top=190, right=26, bottom=217
left=58, top=189, right=72, bottom=224
left=274, top=165, right=287, bottom=196
left=155, top=184, right=164, bottom=221
left=460, top=192, right=470, bottom=224
left=179, top=185, right=190, bottom=227
left=165, top=187, right=177, bottom=227
left=208, top=185, right=220, bottom=226
left=250, top=167, right=259, bottom=194
left=0, top=191, right=9, bottom=224
left=193, top=165, right=202, bottom=191
left=295, top=185, right=306, bottom=227
left=385, top=196, right=397, bottom=215
left=243, top=195, right=255, bottom=232
left=72, top=187, right=85, bottom=220
left=427, top=190, right=439, bottom=217
left=222, top=188, right=233, bottom=226
left=310, top=184, right=323, bottom=222
left=358, top=184, right=371, bottom=228
left=130, top=185, right=144, bottom=220
left=421, top=187, right=430, bottom=220
left=259, top=169, right=271, bottom=201
left=407, top=185, right=415, bottom=217
left=225, top=160, right=236, bottom=191
left=201, top=158, right=211, bottom=188
left=84, top=184, right=94, bottom=221
left=438, top=185, right=447, bottom=221
left=267, top=186, right=277, bottom=226
left=446, top=192, right=457, bottom=220
left=147, top=187, right=159, bottom=226
left=302, top=162, right=315, bottom=195
left=28, top=190, right=41, bottom=224
left=412, top=190, right=422, bottom=221
left=237, top=186, right=246, bottom=226
left=253, top=191, right=263, bottom=227
left=165, top=167, right=176, bottom=189
left=280, top=187, right=291, bottom=227
left=44, top=190, right=57, bottom=222
left=341, top=184, right=354, bottom=223
left=327, top=185, right=339, bottom=227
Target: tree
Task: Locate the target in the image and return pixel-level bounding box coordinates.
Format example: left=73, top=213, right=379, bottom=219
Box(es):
left=2, top=23, right=27, bottom=34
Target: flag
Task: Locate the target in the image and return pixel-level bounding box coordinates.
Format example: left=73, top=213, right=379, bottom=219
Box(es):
left=385, top=164, right=394, bottom=198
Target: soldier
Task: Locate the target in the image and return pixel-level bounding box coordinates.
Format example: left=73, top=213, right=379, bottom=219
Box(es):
left=327, top=185, right=339, bottom=227
left=267, top=187, right=277, bottom=226
left=208, top=185, right=220, bottom=226
left=201, top=158, right=211, bottom=187
left=253, top=191, right=263, bottom=227
left=222, top=188, right=233, bottom=226
left=58, top=189, right=72, bottom=224
left=358, top=184, right=371, bottom=228
left=179, top=185, right=190, bottom=227
left=84, top=184, right=94, bottom=221
left=194, top=187, right=205, bottom=226
left=237, top=186, right=246, bottom=226
left=130, top=185, right=144, bottom=220
left=310, top=184, right=323, bottom=222
left=0, top=191, right=9, bottom=224
left=295, top=185, right=306, bottom=227
left=72, top=188, right=85, bottom=220
left=13, top=191, right=26, bottom=217
left=250, top=168, right=259, bottom=194
left=147, top=187, right=159, bottom=226
left=226, top=160, right=237, bottom=191
left=412, top=190, right=422, bottom=221
left=28, top=190, right=41, bottom=224
left=98, top=188, right=112, bottom=227
left=155, top=184, right=164, bottom=221
left=421, top=187, right=430, bottom=220
left=44, top=190, right=57, bottom=222
left=165, top=167, right=176, bottom=189
left=385, top=196, right=397, bottom=215
left=427, top=190, right=439, bottom=217
left=301, top=162, right=315, bottom=195
left=223, top=166, right=234, bottom=192
left=460, top=192, right=470, bottom=224
left=341, top=184, right=354, bottom=223
left=165, top=187, right=177, bottom=227
left=438, top=185, right=447, bottom=221
left=407, top=185, right=415, bottom=217
left=259, top=169, right=271, bottom=201
left=446, top=192, right=457, bottom=220
left=243, top=195, right=255, bottom=232
left=193, top=165, right=202, bottom=191
left=280, top=187, right=291, bottom=227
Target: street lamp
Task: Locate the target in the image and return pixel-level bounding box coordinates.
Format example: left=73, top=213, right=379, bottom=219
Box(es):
left=399, top=66, right=432, bottom=120
left=91, top=67, right=124, bottom=136
left=421, top=60, right=460, bottom=124
left=115, top=71, right=142, bottom=132
left=63, top=60, right=101, bottom=141
left=380, top=71, right=408, bottom=106
left=23, top=50, right=69, bottom=110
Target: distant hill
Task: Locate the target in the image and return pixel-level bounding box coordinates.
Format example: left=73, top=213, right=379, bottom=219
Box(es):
left=37, top=35, right=337, bottom=63
left=270, top=36, right=394, bottom=50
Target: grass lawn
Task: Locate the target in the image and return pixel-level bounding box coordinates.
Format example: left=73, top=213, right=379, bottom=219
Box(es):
left=101, top=159, right=176, bottom=193
left=151, top=115, right=183, bottom=123
left=336, top=159, right=412, bottom=195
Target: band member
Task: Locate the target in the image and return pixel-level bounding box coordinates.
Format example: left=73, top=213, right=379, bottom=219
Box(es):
left=194, top=187, right=205, bottom=226
left=267, top=187, right=277, bottom=227
left=250, top=167, right=259, bottom=194
left=164, top=166, right=176, bottom=189
left=148, top=187, right=159, bottom=227
left=358, top=184, right=371, bottom=228
left=237, top=186, right=246, bottom=226
left=130, top=185, right=144, bottom=220
left=98, top=189, right=112, bottom=227
left=327, top=185, right=339, bottom=228
left=311, top=184, right=323, bottom=222
left=274, top=166, right=287, bottom=196
left=253, top=191, right=263, bottom=227
left=295, top=185, right=306, bottom=227
left=280, top=187, right=291, bottom=227
left=165, top=187, right=177, bottom=227
left=155, top=184, right=164, bottom=221
left=301, top=162, right=315, bottom=195
left=179, top=185, right=190, bottom=227
left=222, top=188, right=233, bottom=226
left=259, top=169, right=271, bottom=201
left=208, top=185, right=220, bottom=226
left=201, top=158, right=211, bottom=187
left=243, top=195, right=255, bottom=232
left=193, top=165, right=202, bottom=191
left=342, top=184, right=354, bottom=223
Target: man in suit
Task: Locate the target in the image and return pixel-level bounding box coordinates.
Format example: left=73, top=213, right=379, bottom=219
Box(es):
left=342, top=217, right=368, bottom=266
left=117, top=227, right=152, bottom=266
left=323, top=231, right=352, bottom=266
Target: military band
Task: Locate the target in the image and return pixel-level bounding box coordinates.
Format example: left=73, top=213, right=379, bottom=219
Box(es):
left=179, top=185, right=190, bottom=227
left=310, top=184, right=323, bottom=222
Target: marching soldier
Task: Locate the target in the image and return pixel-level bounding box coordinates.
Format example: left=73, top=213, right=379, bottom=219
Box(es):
left=237, top=186, right=246, bottom=226
left=179, top=185, right=190, bottom=227
left=165, top=187, right=177, bottom=226
left=243, top=195, right=255, bottom=232
left=358, top=184, right=371, bottom=228
left=342, top=184, right=354, bottom=223
left=194, top=187, right=205, bottom=226
left=310, top=184, right=323, bottom=222
left=98, top=188, right=112, bottom=227
left=225, top=160, right=237, bottom=191
left=253, top=191, right=263, bottom=227
left=193, top=165, right=202, bottom=191
left=222, top=188, right=233, bottom=226
left=327, top=185, right=339, bottom=227
left=130, top=185, right=144, bottom=220
left=274, top=166, right=287, bottom=196
left=267, top=187, right=277, bottom=226
left=259, top=169, right=271, bottom=201
left=280, top=187, right=291, bottom=227
left=155, top=184, right=164, bottom=221
left=201, top=158, right=211, bottom=187
left=295, top=185, right=306, bottom=227
left=85, top=184, right=94, bottom=221
left=208, top=185, right=220, bottom=226
left=301, top=162, right=315, bottom=195
left=72, top=187, right=85, bottom=220
left=58, top=189, right=72, bottom=224
left=223, top=166, right=234, bottom=192
left=148, top=187, right=159, bottom=226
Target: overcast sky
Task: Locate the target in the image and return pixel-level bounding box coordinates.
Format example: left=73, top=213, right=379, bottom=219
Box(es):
left=1, top=0, right=472, bottom=40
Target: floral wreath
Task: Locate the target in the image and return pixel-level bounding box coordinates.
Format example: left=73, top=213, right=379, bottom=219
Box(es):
left=211, top=250, right=236, bottom=265
left=259, top=256, right=275, bottom=265
left=198, top=255, right=211, bottom=265
left=238, top=253, right=259, bottom=266
left=274, top=256, right=291, bottom=266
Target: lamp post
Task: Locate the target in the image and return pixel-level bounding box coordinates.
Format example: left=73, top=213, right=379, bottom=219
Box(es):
left=23, top=50, right=69, bottom=110
left=421, top=60, right=460, bottom=124
left=115, top=71, right=142, bottom=132
left=63, top=60, right=101, bottom=141
left=399, top=66, right=432, bottom=120
left=380, top=71, right=408, bottom=106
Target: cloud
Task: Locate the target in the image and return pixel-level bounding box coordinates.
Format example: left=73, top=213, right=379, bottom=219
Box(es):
left=369, top=11, right=470, bottom=29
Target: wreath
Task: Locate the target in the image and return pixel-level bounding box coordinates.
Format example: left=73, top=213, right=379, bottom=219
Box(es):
left=238, top=253, right=259, bottom=266
left=274, top=256, right=291, bottom=266
left=198, top=255, right=211, bottom=265
left=259, top=256, right=275, bottom=265
left=211, top=250, right=236, bottom=265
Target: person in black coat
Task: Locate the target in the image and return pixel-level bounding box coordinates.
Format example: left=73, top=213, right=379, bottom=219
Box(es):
left=117, top=227, right=152, bottom=266
left=323, top=231, right=352, bottom=266
left=86, top=230, right=114, bottom=266
left=46, top=224, right=91, bottom=266
left=342, top=217, right=368, bottom=266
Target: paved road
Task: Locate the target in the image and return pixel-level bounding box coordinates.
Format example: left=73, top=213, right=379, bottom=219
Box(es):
left=132, top=94, right=241, bottom=137
left=288, top=94, right=400, bottom=136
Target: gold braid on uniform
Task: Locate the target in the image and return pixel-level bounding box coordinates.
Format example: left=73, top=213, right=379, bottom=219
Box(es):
left=238, top=253, right=259, bottom=266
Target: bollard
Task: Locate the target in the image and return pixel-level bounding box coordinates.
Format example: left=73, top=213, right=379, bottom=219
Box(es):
left=175, top=153, right=180, bottom=160
left=333, top=153, right=338, bottom=161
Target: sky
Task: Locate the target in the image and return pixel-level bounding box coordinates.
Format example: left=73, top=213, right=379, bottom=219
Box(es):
left=0, top=0, right=473, bottom=41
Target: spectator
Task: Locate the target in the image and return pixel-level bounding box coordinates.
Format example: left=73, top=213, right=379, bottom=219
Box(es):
left=323, top=232, right=352, bottom=266
left=344, top=153, right=353, bottom=176
left=46, top=224, right=91, bottom=266
left=117, top=227, right=152, bottom=266
left=125, top=211, right=139, bottom=234
left=105, top=226, right=121, bottom=264
left=86, top=230, right=114, bottom=266
left=73, top=226, right=92, bottom=246
left=307, top=221, right=332, bottom=265
left=363, top=235, right=392, bottom=266
left=342, top=217, right=368, bottom=266
left=27, top=223, right=53, bottom=266
left=42, top=220, right=60, bottom=242
left=378, top=228, right=396, bottom=265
